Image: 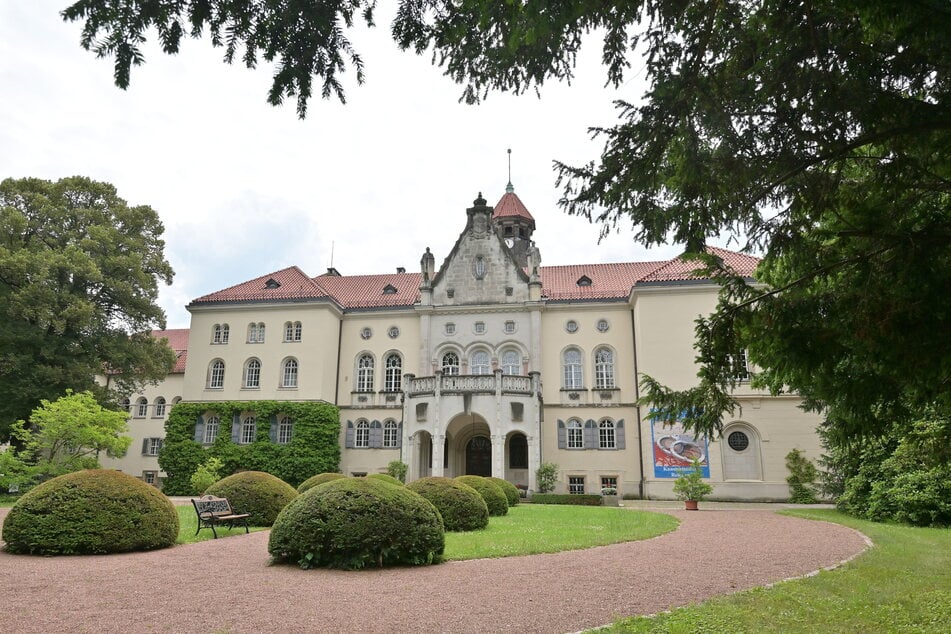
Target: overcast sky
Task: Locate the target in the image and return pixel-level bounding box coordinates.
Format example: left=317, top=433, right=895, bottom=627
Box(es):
left=1, top=2, right=691, bottom=329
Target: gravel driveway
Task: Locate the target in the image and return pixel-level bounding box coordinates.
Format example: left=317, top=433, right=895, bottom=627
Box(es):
left=0, top=507, right=869, bottom=634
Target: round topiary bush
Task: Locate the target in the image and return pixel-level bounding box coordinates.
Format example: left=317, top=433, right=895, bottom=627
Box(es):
left=488, top=477, right=520, bottom=507
left=1, top=469, right=179, bottom=555
left=204, top=471, right=297, bottom=526
left=366, top=473, right=403, bottom=486
left=268, top=477, right=444, bottom=569
left=297, top=472, right=346, bottom=494
left=455, top=475, right=508, bottom=516
left=407, top=476, right=489, bottom=531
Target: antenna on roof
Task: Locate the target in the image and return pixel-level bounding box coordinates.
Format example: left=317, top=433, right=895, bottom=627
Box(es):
left=329, top=241, right=335, bottom=269
left=506, top=148, right=514, bottom=193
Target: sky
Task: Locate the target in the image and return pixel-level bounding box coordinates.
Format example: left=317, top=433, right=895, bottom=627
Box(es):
left=1, top=2, right=689, bottom=329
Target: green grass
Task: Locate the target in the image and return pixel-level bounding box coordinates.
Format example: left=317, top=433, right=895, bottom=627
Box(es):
left=443, top=504, right=678, bottom=561
left=174, top=504, right=267, bottom=544
left=0, top=495, right=18, bottom=507
left=605, top=509, right=951, bottom=633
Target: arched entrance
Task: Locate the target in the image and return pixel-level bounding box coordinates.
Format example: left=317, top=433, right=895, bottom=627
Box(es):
left=465, top=436, right=492, bottom=476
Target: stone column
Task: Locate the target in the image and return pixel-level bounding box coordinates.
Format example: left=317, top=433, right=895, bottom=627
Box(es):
left=432, top=433, right=445, bottom=477
left=491, top=433, right=504, bottom=479
left=527, top=434, right=539, bottom=492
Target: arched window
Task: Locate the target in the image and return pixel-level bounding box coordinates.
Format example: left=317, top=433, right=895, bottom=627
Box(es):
left=441, top=352, right=460, bottom=375
left=567, top=419, right=584, bottom=449
left=208, top=360, right=225, bottom=389
left=135, top=397, right=148, bottom=418
left=203, top=416, right=220, bottom=444
left=594, top=347, right=615, bottom=389
left=284, top=321, right=302, bottom=342
left=471, top=350, right=490, bottom=375
left=244, top=359, right=261, bottom=388
left=357, top=354, right=375, bottom=392
left=248, top=322, right=265, bottom=343
left=509, top=434, right=528, bottom=468
left=562, top=348, right=584, bottom=389
left=383, top=420, right=399, bottom=448
left=501, top=350, right=520, bottom=376
left=282, top=358, right=298, bottom=388
left=599, top=419, right=616, bottom=449
left=384, top=354, right=402, bottom=392
left=213, top=324, right=223, bottom=343
left=119, top=398, right=131, bottom=412
left=355, top=420, right=370, bottom=448
left=277, top=416, right=293, bottom=444
left=154, top=397, right=166, bottom=417
left=221, top=324, right=230, bottom=343
left=240, top=416, right=256, bottom=444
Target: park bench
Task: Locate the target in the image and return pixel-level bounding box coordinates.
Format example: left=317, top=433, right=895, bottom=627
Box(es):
left=191, top=495, right=250, bottom=539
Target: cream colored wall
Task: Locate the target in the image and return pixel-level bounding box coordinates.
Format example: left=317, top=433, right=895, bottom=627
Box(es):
left=338, top=311, right=419, bottom=405
left=183, top=303, right=341, bottom=403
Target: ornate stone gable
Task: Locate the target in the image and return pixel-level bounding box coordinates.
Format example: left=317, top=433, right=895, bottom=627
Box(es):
left=429, top=193, right=530, bottom=306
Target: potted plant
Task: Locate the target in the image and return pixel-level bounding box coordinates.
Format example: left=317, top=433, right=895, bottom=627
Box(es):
left=672, top=459, right=713, bottom=510
left=600, top=486, right=619, bottom=507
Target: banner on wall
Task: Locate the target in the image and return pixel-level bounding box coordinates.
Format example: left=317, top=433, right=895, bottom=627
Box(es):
left=650, top=418, right=711, bottom=478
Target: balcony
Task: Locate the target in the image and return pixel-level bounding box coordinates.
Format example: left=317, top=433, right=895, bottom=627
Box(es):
left=405, top=373, right=535, bottom=397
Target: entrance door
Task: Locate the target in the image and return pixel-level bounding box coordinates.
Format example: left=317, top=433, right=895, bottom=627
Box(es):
left=465, top=436, right=492, bottom=476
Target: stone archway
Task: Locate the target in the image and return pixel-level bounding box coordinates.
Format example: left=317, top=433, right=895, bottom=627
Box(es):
left=444, top=413, right=491, bottom=478
left=465, top=435, right=492, bottom=476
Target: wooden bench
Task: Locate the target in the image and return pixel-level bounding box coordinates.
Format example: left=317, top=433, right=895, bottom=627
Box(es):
left=191, top=495, right=250, bottom=539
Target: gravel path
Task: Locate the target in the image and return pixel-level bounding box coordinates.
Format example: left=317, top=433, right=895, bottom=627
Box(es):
left=0, top=507, right=869, bottom=634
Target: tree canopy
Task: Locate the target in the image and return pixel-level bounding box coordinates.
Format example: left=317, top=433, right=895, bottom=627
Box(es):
left=0, top=176, right=175, bottom=436
left=60, top=1, right=950, bottom=441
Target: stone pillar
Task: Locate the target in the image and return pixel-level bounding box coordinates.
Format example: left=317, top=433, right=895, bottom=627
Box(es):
left=432, top=433, right=445, bottom=477
left=491, top=433, right=504, bottom=479
left=527, top=434, right=539, bottom=492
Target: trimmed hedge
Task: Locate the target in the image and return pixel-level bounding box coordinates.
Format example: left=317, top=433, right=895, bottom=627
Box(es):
left=407, top=476, right=489, bottom=531
left=455, top=476, right=508, bottom=516
left=366, top=473, right=403, bottom=486
left=268, top=477, right=444, bottom=569
left=530, top=493, right=603, bottom=506
left=159, top=401, right=340, bottom=494
left=297, top=472, right=346, bottom=493
left=204, top=471, right=297, bottom=526
left=488, top=477, right=520, bottom=507
left=2, top=470, right=178, bottom=555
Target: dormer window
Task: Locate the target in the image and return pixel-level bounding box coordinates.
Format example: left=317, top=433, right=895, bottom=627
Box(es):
left=577, top=275, right=592, bottom=287
left=264, top=278, right=281, bottom=289
left=383, top=284, right=397, bottom=295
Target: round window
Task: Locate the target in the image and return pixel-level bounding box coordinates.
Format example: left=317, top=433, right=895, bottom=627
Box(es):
left=360, top=327, right=372, bottom=340
left=387, top=326, right=400, bottom=339
left=727, top=430, right=750, bottom=451
left=597, top=318, right=610, bottom=333
left=565, top=320, right=579, bottom=333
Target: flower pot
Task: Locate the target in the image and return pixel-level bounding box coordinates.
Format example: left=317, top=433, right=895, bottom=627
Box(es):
left=684, top=499, right=699, bottom=511
left=602, top=495, right=619, bottom=507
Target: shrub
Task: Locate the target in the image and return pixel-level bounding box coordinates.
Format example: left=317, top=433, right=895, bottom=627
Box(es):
left=2, top=469, right=178, bottom=555
left=454, top=476, right=508, bottom=516
left=204, top=471, right=297, bottom=526
left=386, top=460, right=408, bottom=483
left=785, top=449, right=819, bottom=504
left=672, top=460, right=713, bottom=502
left=297, top=472, right=346, bottom=493
left=487, top=477, right=520, bottom=506
left=407, top=477, right=489, bottom=531
left=190, top=456, right=224, bottom=495
left=268, top=477, right=444, bottom=569
left=530, top=493, right=602, bottom=506
left=536, top=462, right=558, bottom=493
left=366, top=473, right=403, bottom=486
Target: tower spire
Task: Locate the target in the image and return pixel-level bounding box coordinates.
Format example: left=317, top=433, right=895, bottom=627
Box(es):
left=506, top=148, right=514, bottom=193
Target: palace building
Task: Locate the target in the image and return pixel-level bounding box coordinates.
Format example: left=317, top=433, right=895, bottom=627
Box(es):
left=102, top=186, right=823, bottom=500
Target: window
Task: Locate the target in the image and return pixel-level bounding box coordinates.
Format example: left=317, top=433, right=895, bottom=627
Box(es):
left=244, top=359, right=261, bottom=389
left=568, top=476, right=585, bottom=495
left=565, top=319, right=579, bottom=333
left=597, top=319, right=610, bottom=333
left=355, top=420, right=370, bottom=448
left=360, top=327, right=373, bottom=340
left=282, top=358, right=299, bottom=388
left=240, top=416, right=256, bottom=444
left=277, top=416, right=293, bottom=444
left=384, top=354, right=402, bottom=392
left=594, top=347, right=615, bottom=389
left=728, top=430, right=750, bottom=451
left=213, top=323, right=230, bottom=344
left=445, top=322, right=456, bottom=335
left=388, top=326, right=400, bottom=339
left=284, top=321, right=302, bottom=342
left=204, top=416, right=220, bottom=444
left=599, top=419, right=617, bottom=449
left=504, top=320, right=516, bottom=334
left=567, top=419, right=583, bottom=449
left=383, top=420, right=399, bottom=448
left=208, top=360, right=225, bottom=389
left=471, top=350, right=490, bottom=375
left=135, top=397, right=148, bottom=418
left=509, top=434, right=528, bottom=468
left=501, top=350, right=520, bottom=375
left=601, top=476, right=618, bottom=491
left=576, top=275, right=592, bottom=287
left=143, top=471, right=157, bottom=485
left=357, top=354, right=375, bottom=392
left=142, top=437, right=162, bottom=456
left=153, top=397, right=166, bottom=417
left=474, top=321, right=486, bottom=334
left=562, top=349, right=584, bottom=389
left=441, top=352, right=460, bottom=375
left=729, top=349, right=751, bottom=381
left=119, top=398, right=130, bottom=413
left=248, top=322, right=265, bottom=343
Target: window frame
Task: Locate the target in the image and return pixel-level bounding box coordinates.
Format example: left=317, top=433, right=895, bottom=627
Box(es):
left=356, top=354, right=375, bottom=392
left=470, top=350, right=491, bottom=375
left=240, top=416, right=257, bottom=445
left=282, top=358, right=299, bottom=388
left=355, top=420, right=370, bottom=448
left=208, top=360, right=225, bottom=389
left=501, top=350, right=520, bottom=376
left=277, top=416, right=293, bottom=444
left=599, top=418, right=617, bottom=449
left=562, top=348, right=584, bottom=390
left=244, top=358, right=262, bottom=389
left=153, top=397, right=166, bottom=418
left=568, top=476, right=585, bottom=495
left=441, top=351, right=460, bottom=375
left=383, top=420, right=399, bottom=448
left=384, top=353, right=402, bottom=392
left=567, top=419, right=584, bottom=449
left=203, top=416, right=220, bottom=444
left=135, top=397, right=148, bottom=418
left=594, top=347, right=616, bottom=389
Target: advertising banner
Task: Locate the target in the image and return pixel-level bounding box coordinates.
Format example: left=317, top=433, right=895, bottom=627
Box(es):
left=650, top=418, right=710, bottom=478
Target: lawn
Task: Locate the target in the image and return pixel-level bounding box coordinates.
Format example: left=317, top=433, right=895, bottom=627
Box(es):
left=174, top=504, right=268, bottom=544
left=604, top=509, right=951, bottom=633
left=443, top=504, right=678, bottom=561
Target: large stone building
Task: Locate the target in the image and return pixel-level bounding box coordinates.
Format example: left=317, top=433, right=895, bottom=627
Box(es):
left=103, top=187, right=823, bottom=500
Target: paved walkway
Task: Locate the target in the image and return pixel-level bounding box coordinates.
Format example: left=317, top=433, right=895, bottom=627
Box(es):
left=0, top=505, right=869, bottom=634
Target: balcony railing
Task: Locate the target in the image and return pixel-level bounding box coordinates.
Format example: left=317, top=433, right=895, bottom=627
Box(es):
left=405, top=374, right=535, bottom=397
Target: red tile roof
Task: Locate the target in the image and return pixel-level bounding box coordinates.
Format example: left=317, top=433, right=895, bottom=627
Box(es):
left=492, top=191, right=535, bottom=223
left=152, top=328, right=189, bottom=373
left=539, top=262, right=664, bottom=300
left=638, top=246, right=759, bottom=283
left=190, top=266, right=329, bottom=305
left=314, top=272, right=423, bottom=309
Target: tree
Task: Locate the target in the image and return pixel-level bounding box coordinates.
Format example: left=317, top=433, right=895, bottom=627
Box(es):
left=0, top=176, right=175, bottom=436
left=59, top=2, right=949, bottom=441
left=11, top=390, right=131, bottom=477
